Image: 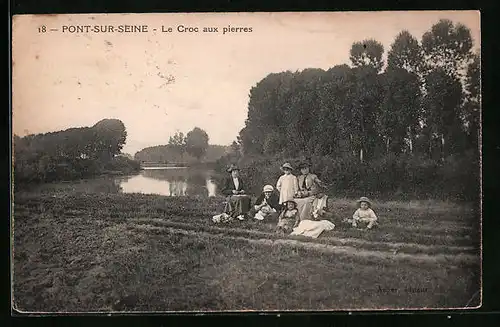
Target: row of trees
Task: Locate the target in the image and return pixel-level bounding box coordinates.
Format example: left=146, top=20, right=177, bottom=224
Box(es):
left=14, top=119, right=140, bottom=186
left=167, top=127, right=209, bottom=160
left=219, top=19, right=480, bottom=201
left=237, top=19, right=479, bottom=162
left=134, top=127, right=229, bottom=164
left=134, top=143, right=229, bottom=164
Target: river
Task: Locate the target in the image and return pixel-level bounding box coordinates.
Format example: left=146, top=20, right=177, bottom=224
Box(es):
left=114, top=167, right=219, bottom=197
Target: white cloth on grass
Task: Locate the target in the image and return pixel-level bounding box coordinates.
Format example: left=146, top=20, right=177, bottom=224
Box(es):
left=290, top=219, right=335, bottom=238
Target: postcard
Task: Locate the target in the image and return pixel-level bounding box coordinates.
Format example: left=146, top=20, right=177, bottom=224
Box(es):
left=11, top=11, right=481, bottom=313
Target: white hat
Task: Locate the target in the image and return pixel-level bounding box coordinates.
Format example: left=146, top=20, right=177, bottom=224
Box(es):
left=263, top=185, right=274, bottom=192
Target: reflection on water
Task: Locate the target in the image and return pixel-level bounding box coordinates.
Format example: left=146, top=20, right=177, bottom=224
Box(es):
left=117, top=167, right=218, bottom=197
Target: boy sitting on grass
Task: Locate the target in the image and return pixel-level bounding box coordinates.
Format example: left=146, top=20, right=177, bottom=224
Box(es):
left=344, top=197, right=378, bottom=230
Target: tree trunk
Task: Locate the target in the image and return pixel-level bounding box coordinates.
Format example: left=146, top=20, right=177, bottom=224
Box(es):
left=386, top=137, right=390, bottom=154
left=428, top=133, right=432, bottom=159
left=359, top=148, right=364, bottom=163
left=441, top=133, right=445, bottom=162
left=408, top=126, right=413, bottom=154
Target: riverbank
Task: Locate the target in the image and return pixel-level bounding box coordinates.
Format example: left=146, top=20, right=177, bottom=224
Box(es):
left=12, top=183, right=481, bottom=312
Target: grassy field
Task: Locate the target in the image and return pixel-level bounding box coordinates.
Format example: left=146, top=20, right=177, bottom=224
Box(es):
left=12, top=181, right=481, bottom=312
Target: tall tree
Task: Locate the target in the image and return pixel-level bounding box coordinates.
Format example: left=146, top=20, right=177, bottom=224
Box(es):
left=283, top=68, right=325, bottom=156
left=420, top=19, right=475, bottom=158
left=379, top=68, right=422, bottom=154
left=421, top=19, right=474, bottom=80
left=185, top=127, right=209, bottom=160
left=168, top=131, right=186, bottom=159
left=91, top=119, right=127, bottom=161
left=316, top=64, right=356, bottom=156
left=350, top=65, right=384, bottom=162
left=387, top=30, right=425, bottom=75
left=463, top=52, right=480, bottom=151
left=350, top=39, right=385, bottom=73
left=349, top=39, right=385, bottom=161
left=423, top=68, right=464, bottom=160
left=243, top=71, right=296, bottom=155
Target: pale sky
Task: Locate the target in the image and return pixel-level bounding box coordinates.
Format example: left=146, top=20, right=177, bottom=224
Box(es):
left=12, top=11, right=480, bottom=155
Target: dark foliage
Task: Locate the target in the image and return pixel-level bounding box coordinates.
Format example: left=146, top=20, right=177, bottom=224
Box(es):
left=13, top=119, right=140, bottom=188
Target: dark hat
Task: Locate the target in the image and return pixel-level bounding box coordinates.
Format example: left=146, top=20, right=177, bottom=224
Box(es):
left=298, top=161, right=310, bottom=169
left=227, top=164, right=240, bottom=173
left=284, top=199, right=297, bottom=206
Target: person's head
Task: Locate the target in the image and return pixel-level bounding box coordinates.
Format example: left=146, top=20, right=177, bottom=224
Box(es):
left=281, top=163, right=293, bottom=175
left=263, top=185, right=274, bottom=198
left=298, top=162, right=310, bottom=175
left=357, top=197, right=371, bottom=209
left=286, top=200, right=297, bottom=211
left=228, top=164, right=240, bottom=177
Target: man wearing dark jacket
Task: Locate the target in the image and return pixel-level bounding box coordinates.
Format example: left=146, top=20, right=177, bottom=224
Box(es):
left=221, top=164, right=252, bottom=220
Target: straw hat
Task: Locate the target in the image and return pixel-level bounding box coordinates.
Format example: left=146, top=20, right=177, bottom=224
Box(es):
left=227, top=164, right=240, bottom=173
left=357, top=197, right=372, bottom=206
left=281, top=162, right=293, bottom=171
left=263, top=185, right=274, bottom=192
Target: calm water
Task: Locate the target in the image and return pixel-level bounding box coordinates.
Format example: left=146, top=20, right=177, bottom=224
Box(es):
left=114, top=167, right=219, bottom=197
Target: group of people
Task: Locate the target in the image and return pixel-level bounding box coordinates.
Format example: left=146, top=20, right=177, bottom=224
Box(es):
left=212, top=161, right=378, bottom=238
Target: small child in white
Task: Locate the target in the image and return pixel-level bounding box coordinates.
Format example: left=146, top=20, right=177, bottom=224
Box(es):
left=276, top=162, right=299, bottom=207
left=349, top=197, right=378, bottom=229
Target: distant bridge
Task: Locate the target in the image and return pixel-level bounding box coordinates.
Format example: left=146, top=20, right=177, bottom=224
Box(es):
left=139, top=161, right=188, bottom=168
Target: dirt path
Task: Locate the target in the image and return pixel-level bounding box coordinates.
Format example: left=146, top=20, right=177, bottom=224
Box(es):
left=129, top=219, right=479, bottom=266
left=130, top=217, right=478, bottom=253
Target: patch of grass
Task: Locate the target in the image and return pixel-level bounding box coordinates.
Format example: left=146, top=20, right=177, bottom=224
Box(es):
left=12, top=183, right=481, bottom=312
left=12, top=220, right=480, bottom=311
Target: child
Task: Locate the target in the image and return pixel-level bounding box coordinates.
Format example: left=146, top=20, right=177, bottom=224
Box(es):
left=348, top=197, right=378, bottom=229
left=252, top=185, right=280, bottom=220
left=275, top=200, right=300, bottom=235
left=276, top=162, right=299, bottom=207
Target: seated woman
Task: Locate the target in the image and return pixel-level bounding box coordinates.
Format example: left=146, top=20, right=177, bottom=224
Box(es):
left=293, top=161, right=325, bottom=223
left=311, top=189, right=334, bottom=221
left=291, top=189, right=336, bottom=239
left=220, top=164, right=252, bottom=220
left=250, top=185, right=281, bottom=221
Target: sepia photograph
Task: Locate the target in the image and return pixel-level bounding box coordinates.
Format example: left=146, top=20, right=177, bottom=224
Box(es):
left=11, top=11, right=481, bottom=313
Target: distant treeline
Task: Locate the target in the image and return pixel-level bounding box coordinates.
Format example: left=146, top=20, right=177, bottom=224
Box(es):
left=217, top=19, right=480, bottom=202
left=13, top=119, right=141, bottom=187
left=134, top=144, right=230, bottom=164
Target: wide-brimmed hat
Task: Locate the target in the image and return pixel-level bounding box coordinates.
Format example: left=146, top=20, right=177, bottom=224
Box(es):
left=263, top=185, right=274, bottom=192
left=357, top=197, right=371, bottom=206
left=227, top=164, right=240, bottom=173
left=298, top=161, right=310, bottom=169
left=281, top=162, right=293, bottom=171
